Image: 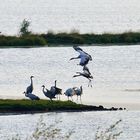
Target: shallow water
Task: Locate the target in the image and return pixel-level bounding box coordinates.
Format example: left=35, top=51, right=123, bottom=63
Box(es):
left=0, top=45, right=140, bottom=109
left=0, top=0, right=140, bottom=34
left=1, top=1, right=140, bottom=139
left=0, top=111, right=140, bottom=140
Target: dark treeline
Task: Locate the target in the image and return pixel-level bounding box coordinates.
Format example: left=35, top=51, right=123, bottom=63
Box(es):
left=1, top=31, right=140, bottom=47
left=0, top=35, right=46, bottom=47
left=42, top=31, right=140, bottom=45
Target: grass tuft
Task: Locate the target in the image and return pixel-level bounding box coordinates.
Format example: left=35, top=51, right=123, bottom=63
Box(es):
left=95, top=119, right=123, bottom=140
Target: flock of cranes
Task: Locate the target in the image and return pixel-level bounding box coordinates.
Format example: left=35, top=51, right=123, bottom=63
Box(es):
left=23, top=76, right=83, bottom=102
left=23, top=46, right=93, bottom=102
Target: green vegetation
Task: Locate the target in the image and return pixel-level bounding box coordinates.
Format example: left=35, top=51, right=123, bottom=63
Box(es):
left=19, top=19, right=31, bottom=36
left=0, top=99, right=119, bottom=113
left=95, top=119, right=122, bottom=140
left=1, top=31, right=140, bottom=47
left=0, top=19, right=47, bottom=47
left=0, top=35, right=46, bottom=47
left=41, top=31, right=140, bottom=46
left=0, top=19, right=140, bottom=47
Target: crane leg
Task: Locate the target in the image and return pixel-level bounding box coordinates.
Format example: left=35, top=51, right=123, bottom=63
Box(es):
left=71, top=96, right=73, bottom=102
left=57, top=95, right=59, bottom=100
left=88, top=80, right=92, bottom=88
left=80, top=95, right=82, bottom=104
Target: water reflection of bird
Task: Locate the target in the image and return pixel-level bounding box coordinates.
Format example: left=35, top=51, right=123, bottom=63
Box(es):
left=23, top=92, right=40, bottom=100
left=73, top=86, right=83, bottom=103
left=73, top=66, right=93, bottom=87
left=25, top=76, right=34, bottom=94
left=64, top=88, right=75, bottom=101
left=70, top=45, right=92, bottom=66
left=50, top=80, right=62, bottom=100
left=42, top=85, right=56, bottom=100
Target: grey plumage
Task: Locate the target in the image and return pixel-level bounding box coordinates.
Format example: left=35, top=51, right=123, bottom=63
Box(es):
left=64, top=88, right=75, bottom=101
left=73, top=86, right=83, bottom=96
left=70, top=46, right=92, bottom=66
left=23, top=92, right=40, bottom=100
left=73, top=66, right=93, bottom=87
left=83, top=65, right=91, bottom=75
left=42, top=85, right=56, bottom=100
left=73, top=46, right=92, bottom=61
left=26, top=76, right=34, bottom=94
left=50, top=80, right=62, bottom=100
left=73, top=86, right=83, bottom=102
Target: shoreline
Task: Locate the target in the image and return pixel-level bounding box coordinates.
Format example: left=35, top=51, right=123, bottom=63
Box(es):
left=0, top=43, right=140, bottom=49
left=0, top=31, right=140, bottom=47
left=0, top=99, right=124, bottom=115
left=0, top=109, right=124, bottom=116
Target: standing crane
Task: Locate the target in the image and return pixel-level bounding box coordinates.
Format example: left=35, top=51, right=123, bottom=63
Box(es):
left=50, top=80, right=62, bottom=100
left=64, top=88, right=75, bottom=101
left=42, top=85, right=56, bottom=100
left=73, top=86, right=83, bottom=103
left=25, top=76, right=34, bottom=94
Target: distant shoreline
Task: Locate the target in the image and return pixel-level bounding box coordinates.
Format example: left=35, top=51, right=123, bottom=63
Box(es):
left=0, top=99, right=123, bottom=115
left=0, top=31, right=140, bottom=47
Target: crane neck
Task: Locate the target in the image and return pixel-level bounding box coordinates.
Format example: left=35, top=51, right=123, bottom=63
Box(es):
left=55, top=80, right=57, bottom=87
left=80, top=86, right=83, bottom=93
left=42, top=86, right=45, bottom=93
left=70, top=56, right=79, bottom=60
left=30, top=78, right=33, bottom=89
left=25, top=92, right=28, bottom=97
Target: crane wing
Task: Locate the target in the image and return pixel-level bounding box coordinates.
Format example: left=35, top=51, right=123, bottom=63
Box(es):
left=73, top=46, right=85, bottom=55
left=80, top=56, right=89, bottom=66
left=83, top=66, right=91, bottom=75
left=82, top=51, right=92, bottom=60
left=73, top=46, right=83, bottom=51
left=73, top=46, right=92, bottom=60
left=26, top=84, right=33, bottom=94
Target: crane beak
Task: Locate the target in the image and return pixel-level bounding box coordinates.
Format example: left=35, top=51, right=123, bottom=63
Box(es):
left=70, top=58, right=73, bottom=60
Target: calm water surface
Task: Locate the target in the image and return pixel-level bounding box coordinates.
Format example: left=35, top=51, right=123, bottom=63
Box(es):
left=1, top=1, right=140, bottom=139
left=0, top=111, right=140, bottom=140
left=0, top=0, right=140, bottom=34
left=0, top=45, right=140, bottom=109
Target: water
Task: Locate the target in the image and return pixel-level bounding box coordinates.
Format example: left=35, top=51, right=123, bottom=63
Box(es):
left=1, top=0, right=140, bottom=35
left=0, top=45, right=140, bottom=109
left=1, top=1, right=140, bottom=139
left=0, top=111, right=139, bottom=140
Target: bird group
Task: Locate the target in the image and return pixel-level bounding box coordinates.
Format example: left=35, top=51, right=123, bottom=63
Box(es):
left=23, top=76, right=83, bottom=102
left=23, top=45, right=92, bottom=102
left=70, top=45, right=93, bottom=87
